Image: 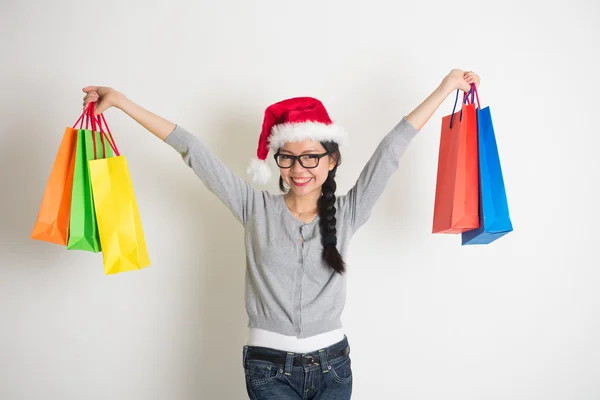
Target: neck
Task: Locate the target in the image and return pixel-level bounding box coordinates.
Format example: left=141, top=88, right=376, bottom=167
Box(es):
left=285, top=190, right=321, bottom=213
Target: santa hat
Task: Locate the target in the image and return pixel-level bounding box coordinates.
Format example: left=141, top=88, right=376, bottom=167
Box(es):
left=247, top=97, right=348, bottom=184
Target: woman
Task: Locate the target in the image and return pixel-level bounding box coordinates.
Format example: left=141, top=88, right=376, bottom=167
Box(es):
left=82, top=69, right=480, bottom=400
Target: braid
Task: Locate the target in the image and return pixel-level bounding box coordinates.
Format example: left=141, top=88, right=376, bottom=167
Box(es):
left=318, top=167, right=346, bottom=274
left=277, top=141, right=345, bottom=274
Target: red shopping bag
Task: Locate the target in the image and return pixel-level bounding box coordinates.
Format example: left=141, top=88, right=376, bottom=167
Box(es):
left=432, top=89, right=479, bottom=233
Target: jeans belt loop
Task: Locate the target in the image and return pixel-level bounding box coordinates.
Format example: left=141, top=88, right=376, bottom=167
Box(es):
left=284, top=352, right=295, bottom=376
left=318, top=349, right=329, bottom=373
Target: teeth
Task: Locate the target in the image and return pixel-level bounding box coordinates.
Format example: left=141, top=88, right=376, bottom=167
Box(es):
left=292, top=178, right=311, bottom=183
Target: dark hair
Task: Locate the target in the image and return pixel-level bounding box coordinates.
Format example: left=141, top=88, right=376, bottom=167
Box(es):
left=279, top=142, right=346, bottom=274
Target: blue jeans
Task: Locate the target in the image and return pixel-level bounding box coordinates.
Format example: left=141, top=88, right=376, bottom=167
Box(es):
left=242, top=336, right=353, bottom=399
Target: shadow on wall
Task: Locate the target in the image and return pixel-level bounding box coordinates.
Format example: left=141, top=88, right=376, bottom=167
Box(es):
left=0, top=111, right=73, bottom=266
left=162, top=99, right=265, bottom=399
left=2, top=100, right=259, bottom=399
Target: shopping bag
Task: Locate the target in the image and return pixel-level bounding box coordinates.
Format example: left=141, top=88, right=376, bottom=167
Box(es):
left=89, top=113, right=150, bottom=274
left=67, top=106, right=115, bottom=252
left=432, top=88, right=480, bottom=233
left=462, top=85, right=513, bottom=245
left=31, top=109, right=87, bottom=245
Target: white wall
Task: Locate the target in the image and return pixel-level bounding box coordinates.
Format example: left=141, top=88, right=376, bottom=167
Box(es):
left=1, top=0, right=599, bottom=399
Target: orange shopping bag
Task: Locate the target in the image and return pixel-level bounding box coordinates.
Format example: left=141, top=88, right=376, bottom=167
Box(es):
left=31, top=107, right=89, bottom=245
left=432, top=89, right=479, bottom=234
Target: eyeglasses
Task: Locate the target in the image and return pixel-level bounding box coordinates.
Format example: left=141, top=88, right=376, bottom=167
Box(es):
left=274, top=152, right=329, bottom=169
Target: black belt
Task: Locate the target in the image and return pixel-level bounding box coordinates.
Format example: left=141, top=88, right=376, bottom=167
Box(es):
left=246, top=345, right=350, bottom=367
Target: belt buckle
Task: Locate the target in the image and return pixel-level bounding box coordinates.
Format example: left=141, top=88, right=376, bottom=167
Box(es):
left=302, top=355, right=319, bottom=366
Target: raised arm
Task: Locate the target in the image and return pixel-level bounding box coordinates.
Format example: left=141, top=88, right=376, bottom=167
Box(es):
left=343, top=69, right=480, bottom=232
left=83, top=87, right=176, bottom=141
left=82, top=87, right=257, bottom=225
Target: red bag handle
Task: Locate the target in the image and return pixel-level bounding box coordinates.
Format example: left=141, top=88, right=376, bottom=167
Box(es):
left=85, top=103, right=91, bottom=130
left=73, top=103, right=92, bottom=129
left=74, top=101, right=121, bottom=159
left=88, top=103, right=105, bottom=160
left=96, top=113, right=120, bottom=156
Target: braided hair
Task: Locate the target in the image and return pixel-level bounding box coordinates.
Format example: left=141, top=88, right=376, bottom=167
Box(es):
left=279, top=141, right=345, bottom=274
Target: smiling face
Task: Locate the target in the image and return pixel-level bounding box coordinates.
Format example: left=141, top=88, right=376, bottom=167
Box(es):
left=277, top=139, right=337, bottom=198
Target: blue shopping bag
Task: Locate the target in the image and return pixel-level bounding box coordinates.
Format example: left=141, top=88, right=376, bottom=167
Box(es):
left=462, top=85, right=513, bottom=245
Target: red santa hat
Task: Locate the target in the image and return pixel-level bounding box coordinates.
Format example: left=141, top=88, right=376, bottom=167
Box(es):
left=247, top=97, right=348, bottom=184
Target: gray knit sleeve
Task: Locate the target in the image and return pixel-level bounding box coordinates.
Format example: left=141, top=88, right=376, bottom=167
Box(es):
left=342, top=117, right=420, bottom=232
left=164, top=125, right=256, bottom=225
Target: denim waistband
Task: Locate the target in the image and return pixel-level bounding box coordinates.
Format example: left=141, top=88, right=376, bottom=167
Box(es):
left=243, top=335, right=350, bottom=374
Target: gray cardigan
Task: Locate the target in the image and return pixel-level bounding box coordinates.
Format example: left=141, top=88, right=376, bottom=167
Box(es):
left=165, top=117, right=419, bottom=338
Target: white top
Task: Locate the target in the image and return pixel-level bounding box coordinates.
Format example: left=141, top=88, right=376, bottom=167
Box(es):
left=247, top=328, right=346, bottom=353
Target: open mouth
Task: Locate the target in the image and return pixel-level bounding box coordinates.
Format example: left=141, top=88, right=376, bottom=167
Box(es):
left=291, top=177, right=312, bottom=186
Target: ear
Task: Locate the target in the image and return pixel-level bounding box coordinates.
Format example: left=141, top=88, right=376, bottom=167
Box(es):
left=328, top=155, right=337, bottom=171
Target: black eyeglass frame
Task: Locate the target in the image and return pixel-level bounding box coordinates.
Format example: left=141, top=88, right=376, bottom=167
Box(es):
left=273, top=151, right=330, bottom=169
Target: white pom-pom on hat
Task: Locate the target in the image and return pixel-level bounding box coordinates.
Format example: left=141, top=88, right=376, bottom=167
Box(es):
left=247, top=157, right=272, bottom=185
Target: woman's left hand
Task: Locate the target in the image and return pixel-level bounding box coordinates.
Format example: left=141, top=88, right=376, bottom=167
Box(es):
left=442, top=69, right=481, bottom=93
left=406, top=69, right=481, bottom=130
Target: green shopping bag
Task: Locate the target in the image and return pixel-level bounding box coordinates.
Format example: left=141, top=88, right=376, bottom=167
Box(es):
left=67, top=105, right=115, bottom=252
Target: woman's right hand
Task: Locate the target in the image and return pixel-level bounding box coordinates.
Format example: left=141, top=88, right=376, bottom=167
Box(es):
left=82, top=86, right=176, bottom=141
left=82, top=86, right=124, bottom=115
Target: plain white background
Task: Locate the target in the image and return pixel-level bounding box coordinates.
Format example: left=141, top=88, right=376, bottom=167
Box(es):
left=1, top=0, right=599, bottom=399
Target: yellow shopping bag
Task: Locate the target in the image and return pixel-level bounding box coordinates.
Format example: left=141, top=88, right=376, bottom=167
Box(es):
left=88, top=114, right=150, bottom=274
